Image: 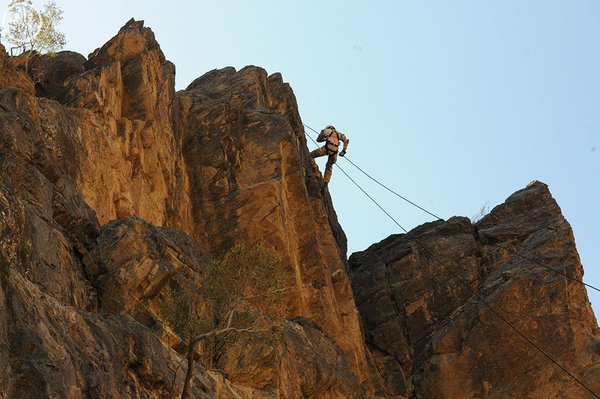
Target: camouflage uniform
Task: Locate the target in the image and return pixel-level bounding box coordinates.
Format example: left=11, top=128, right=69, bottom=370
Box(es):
left=310, top=125, right=349, bottom=183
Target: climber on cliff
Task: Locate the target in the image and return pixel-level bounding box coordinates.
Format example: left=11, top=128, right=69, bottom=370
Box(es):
left=310, top=125, right=349, bottom=186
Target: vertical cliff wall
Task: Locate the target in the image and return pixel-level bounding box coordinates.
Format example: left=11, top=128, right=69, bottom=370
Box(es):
left=63, top=19, right=371, bottom=387
left=0, top=19, right=377, bottom=398
left=175, top=65, right=369, bottom=382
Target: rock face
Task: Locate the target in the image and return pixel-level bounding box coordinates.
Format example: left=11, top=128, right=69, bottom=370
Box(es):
left=349, top=181, right=600, bottom=398
left=176, top=66, right=368, bottom=382
left=0, top=20, right=374, bottom=398
left=1, top=19, right=599, bottom=399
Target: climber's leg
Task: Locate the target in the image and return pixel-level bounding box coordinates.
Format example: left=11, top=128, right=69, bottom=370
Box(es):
left=311, top=146, right=327, bottom=158
left=324, top=153, right=338, bottom=183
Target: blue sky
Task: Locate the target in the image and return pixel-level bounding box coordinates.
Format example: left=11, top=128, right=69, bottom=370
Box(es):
left=2, top=1, right=598, bottom=318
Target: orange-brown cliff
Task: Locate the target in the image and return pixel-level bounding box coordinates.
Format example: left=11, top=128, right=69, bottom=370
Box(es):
left=0, top=19, right=598, bottom=399
left=350, top=181, right=600, bottom=398
left=0, top=19, right=374, bottom=398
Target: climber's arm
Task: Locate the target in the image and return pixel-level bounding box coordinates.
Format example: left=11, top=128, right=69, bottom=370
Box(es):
left=338, top=132, right=349, bottom=156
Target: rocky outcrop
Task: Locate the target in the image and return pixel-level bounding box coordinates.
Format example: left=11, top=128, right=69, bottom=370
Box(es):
left=349, top=181, right=600, bottom=398
left=37, top=22, right=367, bottom=378
left=176, top=65, right=369, bottom=384
left=21, top=51, right=86, bottom=101
left=0, top=38, right=202, bottom=398
left=0, top=19, right=375, bottom=398
left=49, top=19, right=189, bottom=227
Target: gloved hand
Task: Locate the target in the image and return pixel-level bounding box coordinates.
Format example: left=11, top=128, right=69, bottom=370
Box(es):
left=339, top=150, right=346, bottom=157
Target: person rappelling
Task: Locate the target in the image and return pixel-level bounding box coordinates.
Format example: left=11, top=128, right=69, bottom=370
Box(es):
left=310, top=125, right=349, bottom=186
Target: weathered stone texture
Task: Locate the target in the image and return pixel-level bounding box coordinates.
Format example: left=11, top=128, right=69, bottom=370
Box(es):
left=0, top=19, right=374, bottom=398
left=350, top=181, right=600, bottom=398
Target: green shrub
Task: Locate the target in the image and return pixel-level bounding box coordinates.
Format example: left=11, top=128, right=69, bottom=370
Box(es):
left=203, top=242, right=291, bottom=320
left=159, top=282, right=211, bottom=339
left=160, top=242, right=291, bottom=340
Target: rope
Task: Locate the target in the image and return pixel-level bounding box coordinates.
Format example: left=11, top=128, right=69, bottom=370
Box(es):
left=303, top=122, right=600, bottom=294
left=306, top=133, right=407, bottom=228
left=419, top=241, right=600, bottom=399
left=303, top=123, right=443, bottom=221
left=486, top=240, right=600, bottom=294
left=304, top=123, right=600, bottom=399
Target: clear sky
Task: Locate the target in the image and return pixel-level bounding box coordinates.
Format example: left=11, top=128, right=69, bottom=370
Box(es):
left=2, top=1, right=598, bottom=318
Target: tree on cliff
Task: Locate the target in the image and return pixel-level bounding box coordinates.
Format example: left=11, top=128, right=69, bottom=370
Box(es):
left=1, top=0, right=66, bottom=54
left=159, top=243, right=292, bottom=399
